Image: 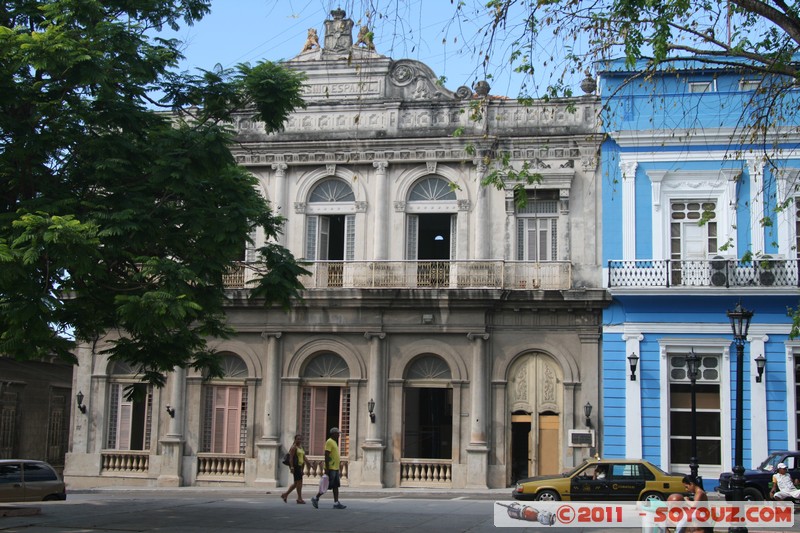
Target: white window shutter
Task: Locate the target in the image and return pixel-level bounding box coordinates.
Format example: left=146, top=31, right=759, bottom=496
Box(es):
left=305, top=216, right=318, bottom=260
left=406, top=215, right=418, bottom=260
left=449, top=215, right=457, bottom=259
left=345, top=214, right=355, bottom=261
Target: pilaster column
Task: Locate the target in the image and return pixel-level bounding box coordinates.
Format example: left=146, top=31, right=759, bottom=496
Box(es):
left=623, top=333, right=643, bottom=458
left=361, top=331, right=386, bottom=488
left=272, top=162, right=288, bottom=245
left=746, top=157, right=766, bottom=254
left=749, top=333, right=769, bottom=464
left=373, top=161, right=389, bottom=260
left=466, top=332, right=490, bottom=489
left=473, top=158, right=489, bottom=259
left=620, top=160, right=638, bottom=260
left=158, top=366, right=186, bottom=487
left=255, top=331, right=282, bottom=488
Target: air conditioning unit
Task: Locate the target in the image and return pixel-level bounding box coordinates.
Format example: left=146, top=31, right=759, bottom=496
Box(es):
left=568, top=429, right=595, bottom=448
left=708, top=255, right=729, bottom=286
left=758, top=255, right=785, bottom=286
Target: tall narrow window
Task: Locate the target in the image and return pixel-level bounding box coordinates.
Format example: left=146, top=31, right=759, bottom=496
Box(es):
left=670, top=200, right=717, bottom=285
left=516, top=190, right=559, bottom=261
left=201, top=354, right=248, bottom=454
left=106, top=361, right=152, bottom=451
left=300, top=353, right=351, bottom=457
left=106, top=383, right=153, bottom=451
left=403, top=355, right=453, bottom=459
left=669, top=353, right=722, bottom=472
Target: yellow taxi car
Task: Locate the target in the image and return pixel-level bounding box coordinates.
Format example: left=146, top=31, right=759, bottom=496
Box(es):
left=512, top=458, right=687, bottom=502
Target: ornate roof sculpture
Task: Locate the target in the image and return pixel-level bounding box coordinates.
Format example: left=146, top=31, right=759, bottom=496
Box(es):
left=289, top=9, right=469, bottom=103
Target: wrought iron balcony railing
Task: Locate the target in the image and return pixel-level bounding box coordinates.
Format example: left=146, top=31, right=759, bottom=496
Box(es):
left=607, top=257, right=800, bottom=288
left=224, top=260, right=573, bottom=290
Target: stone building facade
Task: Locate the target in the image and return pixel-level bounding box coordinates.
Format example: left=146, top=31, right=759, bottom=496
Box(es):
left=65, top=10, right=607, bottom=490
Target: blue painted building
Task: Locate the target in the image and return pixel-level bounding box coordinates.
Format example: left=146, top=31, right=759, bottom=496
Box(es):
left=597, top=57, right=800, bottom=485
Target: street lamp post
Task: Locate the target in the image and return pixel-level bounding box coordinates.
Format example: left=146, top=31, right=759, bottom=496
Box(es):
left=686, top=349, right=700, bottom=482
left=727, top=302, right=753, bottom=533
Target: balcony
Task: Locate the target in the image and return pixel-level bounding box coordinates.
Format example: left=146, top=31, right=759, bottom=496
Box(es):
left=224, top=260, right=573, bottom=290
left=607, top=258, right=800, bottom=288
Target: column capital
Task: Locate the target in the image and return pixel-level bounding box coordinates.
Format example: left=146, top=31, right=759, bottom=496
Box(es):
left=467, top=332, right=490, bottom=341
left=364, top=331, right=386, bottom=341
left=271, top=162, right=288, bottom=174
left=373, top=160, right=389, bottom=172
left=261, top=331, right=282, bottom=340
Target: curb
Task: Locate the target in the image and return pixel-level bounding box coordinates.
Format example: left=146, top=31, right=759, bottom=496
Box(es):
left=0, top=506, right=41, bottom=518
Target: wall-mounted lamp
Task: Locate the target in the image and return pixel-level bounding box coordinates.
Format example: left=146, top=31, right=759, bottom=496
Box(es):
left=755, top=354, right=767, bottom=383
left=76, top=391, right=87, bottom=414
left=367, top=398, right=376, bottom=423
left=627, top=352, right=639, bottom=381
left=584, top=402, right=592, bottom=427
left=166, top=405, right=176, bottom=418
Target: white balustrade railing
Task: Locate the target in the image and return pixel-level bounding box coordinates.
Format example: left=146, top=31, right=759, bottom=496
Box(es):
left=399, top=458, right=452, bottom=486
left=608, top=258, right=800, bottom=288
left=301, top=455, right=349, bottom=483
left=224, top=260, right=572, bottom=290
left=197, top=454, right=245, bottom=478
left=100, top=450, right=150, bottom=474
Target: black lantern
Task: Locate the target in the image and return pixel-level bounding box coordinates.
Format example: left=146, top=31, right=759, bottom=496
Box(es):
left=368, top=398, right=376, bottom=423
left=76, top=391, right=87, bottom=414
left=727, top=302, right=753, bottom=340
left=755, top=354, right=766, bottom=383
left=584, top=402, right=592, bottom=427
left=628, top=352, right=640, bottom=381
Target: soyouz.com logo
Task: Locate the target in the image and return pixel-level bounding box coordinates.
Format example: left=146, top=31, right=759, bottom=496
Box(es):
left=493, top=501, right=795, bottom=528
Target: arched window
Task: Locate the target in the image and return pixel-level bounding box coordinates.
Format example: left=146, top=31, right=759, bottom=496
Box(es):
left=106, top=360, right=152, bottom=451
left=402, top=354, right=452, bottom=460
left=201, top=354, right=249, bottom=454
left=305, top=179, right=356, bottom=287
left=300, top=352, right=351, bottom=458
left=406, top=177, right=457, bottom=272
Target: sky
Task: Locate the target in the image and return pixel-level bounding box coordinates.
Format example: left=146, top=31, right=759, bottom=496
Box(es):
left=158, top=0, right=538, bottom=98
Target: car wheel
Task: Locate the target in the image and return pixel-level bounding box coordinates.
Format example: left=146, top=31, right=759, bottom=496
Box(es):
left=743, top=488, right=764, bottom=502
left=535, top=489, right=561, bottom=502
left=640, top=492, right=665, bottom=502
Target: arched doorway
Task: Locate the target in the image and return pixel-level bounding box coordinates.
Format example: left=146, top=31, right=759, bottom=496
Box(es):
left=508, top=353, right=563, bottom=482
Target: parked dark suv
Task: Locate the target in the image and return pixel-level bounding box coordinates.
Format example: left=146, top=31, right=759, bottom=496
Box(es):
left=716, top=451, right=800, bottom=501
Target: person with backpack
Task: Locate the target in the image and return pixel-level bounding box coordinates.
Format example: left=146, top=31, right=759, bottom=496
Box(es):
left=280, top=434, right=306, bottom=504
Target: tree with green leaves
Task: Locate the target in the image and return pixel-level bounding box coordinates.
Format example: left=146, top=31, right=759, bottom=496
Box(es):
left=0, top=0, right=308, bottom=388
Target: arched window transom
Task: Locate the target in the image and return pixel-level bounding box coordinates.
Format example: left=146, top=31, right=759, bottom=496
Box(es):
left=309, top=179, right=355, bottom=203
left=303, top=352, right=350, bottom=379
left=405, top=355, right=452, bottom=380
left=409, top=177, right=457, bottom=202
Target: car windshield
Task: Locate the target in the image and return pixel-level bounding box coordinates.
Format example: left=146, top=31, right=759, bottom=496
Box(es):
left=563, top=461, right=591, bottom=477
left=758, top=453, right=786, bottom=472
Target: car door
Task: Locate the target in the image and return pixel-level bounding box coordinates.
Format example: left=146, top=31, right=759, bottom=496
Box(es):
left=784, top=455, right=800, bottom=484
left=0, top=463, right=25, bottom=502
left=22, top=462, right=61, bottom=501
left=570, top=464, right=610, bottom=501
left=607, top=463, right=646, bottom=501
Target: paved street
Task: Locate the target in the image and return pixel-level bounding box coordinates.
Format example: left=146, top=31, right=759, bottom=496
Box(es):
left=1, top=488, right=800, bottom=533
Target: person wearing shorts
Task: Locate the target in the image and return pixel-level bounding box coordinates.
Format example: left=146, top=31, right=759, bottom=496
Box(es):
left=280, top=434, right=306, bottom=504
left=311, top=427, right=346, bottom=509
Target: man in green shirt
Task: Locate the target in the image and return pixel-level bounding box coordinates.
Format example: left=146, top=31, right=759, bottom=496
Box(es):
left=311, top=427, right=346, bottom=509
